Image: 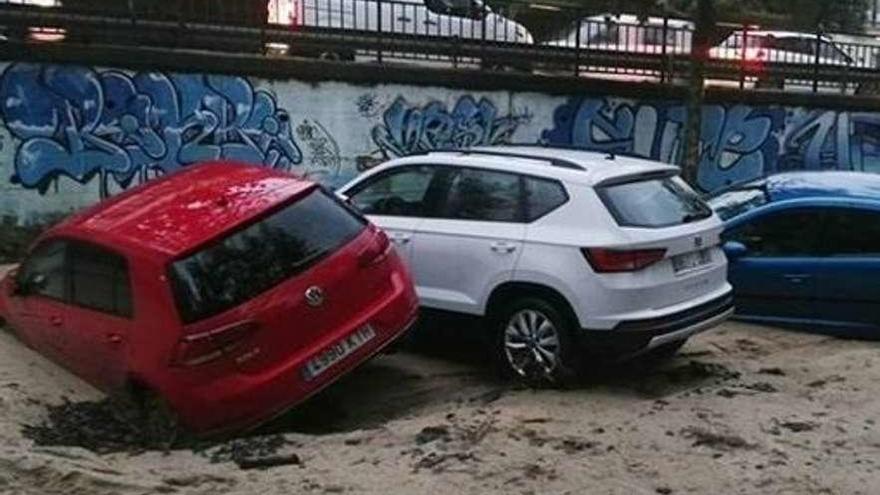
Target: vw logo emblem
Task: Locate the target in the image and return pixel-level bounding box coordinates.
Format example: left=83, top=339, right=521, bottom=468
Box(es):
left=694, top=236, right=704, bottom=248
left=305, top=286, right=325, bottom=307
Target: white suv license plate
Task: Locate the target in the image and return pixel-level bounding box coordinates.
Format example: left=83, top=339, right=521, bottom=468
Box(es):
left=303, top=324, right=376, bottom=382
left=672, top=249, right=713, bottom=274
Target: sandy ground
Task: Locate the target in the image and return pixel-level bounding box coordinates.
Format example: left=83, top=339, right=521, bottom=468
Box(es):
left=0, top=315, right=878, bottom=495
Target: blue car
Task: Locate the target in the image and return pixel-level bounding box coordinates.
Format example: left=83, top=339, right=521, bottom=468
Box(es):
left=708, top=172, right=880, bottom=336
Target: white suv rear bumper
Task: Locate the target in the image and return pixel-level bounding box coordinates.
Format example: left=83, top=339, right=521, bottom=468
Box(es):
left=644, top=306, right=733, bottom=351
left=575, top=289, right=734, bottom=355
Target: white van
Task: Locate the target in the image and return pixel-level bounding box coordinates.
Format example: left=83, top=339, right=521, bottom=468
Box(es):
left=541, top=13, right=693, bottom=82
left=268, top=0, right=533, bottom=64
left=545, top=14, right=693, bottom=55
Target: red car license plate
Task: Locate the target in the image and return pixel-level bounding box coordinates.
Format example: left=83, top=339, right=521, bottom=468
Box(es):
left=302, top=324, right=376, bottom=381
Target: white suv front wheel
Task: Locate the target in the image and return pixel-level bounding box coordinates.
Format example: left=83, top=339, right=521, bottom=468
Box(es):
left=495, top=298, right=581, bottom=386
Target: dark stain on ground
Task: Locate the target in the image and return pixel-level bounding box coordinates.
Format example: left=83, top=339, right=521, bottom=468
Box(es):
left=807, top=376, right=846, bottom=388
left=680, top=426, right=754, bottom=450
left=583, top=358, right=743, bottom=399
left=22, top=398, right=299, bottom=466
left=197, top=435, right=299, bottom=468
left=745, top=382, right=779, bottom=393
left=415, top=425, right=452, bottom=445
left=759, top=367, right=786, bottom=376
left=22, top=398, right=144, bottom=455
left=777, top=420, right=819, bottom=433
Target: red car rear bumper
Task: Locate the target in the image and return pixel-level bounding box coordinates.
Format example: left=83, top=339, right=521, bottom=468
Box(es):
left=169, top=271, right=418, bottom=435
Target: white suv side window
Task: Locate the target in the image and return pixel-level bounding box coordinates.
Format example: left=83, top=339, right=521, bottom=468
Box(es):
left=442, top=168, right=522, bottom=222
left=349, top=166, right=436, bottom=217
left=523, top=176, right=568, bottom=221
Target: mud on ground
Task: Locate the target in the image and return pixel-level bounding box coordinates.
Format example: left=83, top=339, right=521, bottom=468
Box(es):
left=0, top=320, right=878, bottom=495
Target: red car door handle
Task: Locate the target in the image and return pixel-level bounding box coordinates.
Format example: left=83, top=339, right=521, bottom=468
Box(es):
left=49, top=316, right=63, bottom=327
left=106, top=334, right=123, bottom=345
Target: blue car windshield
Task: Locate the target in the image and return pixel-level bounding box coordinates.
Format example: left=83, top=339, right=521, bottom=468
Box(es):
left=707, top=187, right=769, bottom=220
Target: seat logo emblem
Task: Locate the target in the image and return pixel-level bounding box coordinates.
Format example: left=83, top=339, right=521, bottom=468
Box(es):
left=305, top=286, right=325, bottom=307
left=694, top=236, right=704, bottom=248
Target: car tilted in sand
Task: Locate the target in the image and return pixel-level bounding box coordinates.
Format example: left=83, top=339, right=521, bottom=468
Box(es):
left=0, top=162, right=419, bottom=436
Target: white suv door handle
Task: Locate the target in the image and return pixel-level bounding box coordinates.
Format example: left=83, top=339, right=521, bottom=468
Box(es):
left=389, top=232, right=411, bottom=245
left=490, top=242, right=517, bottom=254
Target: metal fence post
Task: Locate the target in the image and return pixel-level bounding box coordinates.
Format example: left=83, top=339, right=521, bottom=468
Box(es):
left=661, top=15, right=669, bottom=84
left=739, top=23, right=748, bottom=90
left=175, top=0, right=184, bottom=46
left=376, top=0, right=383, bottom=63
left=574, top=16, right=581, bottom=77
left=813, top=28, right=821, bottom=93
left=480, top=0, right=486, bottom=68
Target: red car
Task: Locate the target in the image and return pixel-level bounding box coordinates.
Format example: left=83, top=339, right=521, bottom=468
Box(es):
left=0, top=162, right=418, bottom=435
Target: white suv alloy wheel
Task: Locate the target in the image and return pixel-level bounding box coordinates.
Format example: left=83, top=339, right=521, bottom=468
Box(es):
left=503, top=309, right=561, bottom=381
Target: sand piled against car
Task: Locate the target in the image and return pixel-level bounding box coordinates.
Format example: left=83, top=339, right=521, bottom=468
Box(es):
left=1, top=321, right=879, bottom=494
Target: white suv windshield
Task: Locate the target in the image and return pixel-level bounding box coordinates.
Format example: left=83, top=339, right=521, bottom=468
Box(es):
left=598, top=176, right=713, bottom=228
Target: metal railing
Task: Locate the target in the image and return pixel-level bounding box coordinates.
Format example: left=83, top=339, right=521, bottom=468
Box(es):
left=2, top=0, right=880, bottom=94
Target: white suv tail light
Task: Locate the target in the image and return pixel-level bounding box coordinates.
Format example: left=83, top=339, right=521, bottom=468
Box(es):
left=582, top=248, right=667, bottom=273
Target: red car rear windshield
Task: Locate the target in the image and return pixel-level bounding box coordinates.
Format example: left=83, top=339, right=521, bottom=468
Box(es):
left=169, top=188, right=366, bottom=323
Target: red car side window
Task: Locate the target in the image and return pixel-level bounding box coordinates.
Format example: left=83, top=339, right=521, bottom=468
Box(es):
left=68, top=242, right=133, bottom=319
left=17, top=240, right=68, bottom=302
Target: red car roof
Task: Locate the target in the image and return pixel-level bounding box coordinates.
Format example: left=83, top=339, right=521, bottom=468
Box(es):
left=54, top=162, right=314, bottom=259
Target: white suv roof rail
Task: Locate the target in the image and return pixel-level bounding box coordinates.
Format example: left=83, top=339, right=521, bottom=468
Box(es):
left=428, top=148, right=588, bottom=171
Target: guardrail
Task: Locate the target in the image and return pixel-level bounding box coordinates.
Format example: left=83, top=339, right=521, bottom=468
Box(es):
left=2, top=0, right=880, bottom=94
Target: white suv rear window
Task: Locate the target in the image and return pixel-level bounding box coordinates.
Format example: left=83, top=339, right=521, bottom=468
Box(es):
left=598, top=176, right=713, bottom=228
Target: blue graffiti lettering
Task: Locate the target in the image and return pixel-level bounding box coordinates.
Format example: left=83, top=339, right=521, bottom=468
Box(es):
left=0, top=63, right=302, bottom=197
left=371, top=96, right=531, bottom=157
left=542, top=97, right=785, bottom=192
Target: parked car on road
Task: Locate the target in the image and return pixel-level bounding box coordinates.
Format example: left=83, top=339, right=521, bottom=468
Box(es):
left=711, top=30, right=854, bottom=67
left=541, top=13, right=693, bottom=82
left=270, top=0, right=533, bottom=66
left=338, top=146, right=733, bottom=384
left=545, top=14, right=693, bottom=55
left=708, top=172, right=880, bottom=335
left=708, top=30, right=874, bottom=92
left=0, top=162, right=419, bottom=436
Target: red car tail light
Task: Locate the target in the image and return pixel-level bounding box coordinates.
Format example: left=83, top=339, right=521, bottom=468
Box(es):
left=582, top=248, right=667, bottom=273
left=174, top=321, right=258, bottom=367
left=357, top=229, right=392, bottom=268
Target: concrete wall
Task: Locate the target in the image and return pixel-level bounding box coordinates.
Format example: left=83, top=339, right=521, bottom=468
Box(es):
left=2, top=60, right=880, bottom=224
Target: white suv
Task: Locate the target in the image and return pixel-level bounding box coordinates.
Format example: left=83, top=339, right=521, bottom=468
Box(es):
left=338, top=146, right=733, bottom=383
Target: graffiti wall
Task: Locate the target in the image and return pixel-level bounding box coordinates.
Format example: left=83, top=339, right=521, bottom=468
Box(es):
left=1, top=60, right=880, bottom=223
left=542, top=97, right=880, bottom=193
